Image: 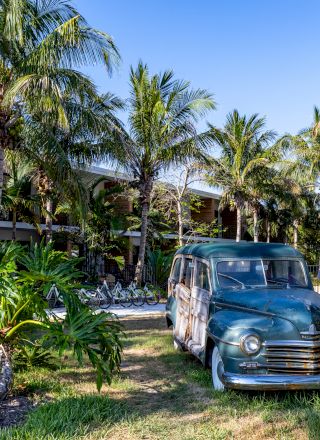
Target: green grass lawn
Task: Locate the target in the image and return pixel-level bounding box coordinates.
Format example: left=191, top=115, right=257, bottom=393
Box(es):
left=2, top=316, right=320, bottom=439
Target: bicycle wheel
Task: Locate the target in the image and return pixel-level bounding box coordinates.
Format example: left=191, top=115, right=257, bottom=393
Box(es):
left=47, top=296, right=56, bottom=309
left=100, top=293, right=113, bottom=309
left=46, top=286, right=58, bottom=309
left=85, top=290, right=101, bottom=308
left=119, top=290, right=133, bottom=308
left=130, top=289, right=145, bottom=306
left=145, top=288, right=160, bottom=305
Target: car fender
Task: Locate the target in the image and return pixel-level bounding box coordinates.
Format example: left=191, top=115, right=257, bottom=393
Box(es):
left=205, top=309, right=301, bottom=373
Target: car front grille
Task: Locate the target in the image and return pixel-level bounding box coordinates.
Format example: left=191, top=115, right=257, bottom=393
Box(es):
left=263, top=341, right=320, bottom=374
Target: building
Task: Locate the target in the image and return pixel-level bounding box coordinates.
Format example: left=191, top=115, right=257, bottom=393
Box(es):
left=0, top=165, right=239, bottom=263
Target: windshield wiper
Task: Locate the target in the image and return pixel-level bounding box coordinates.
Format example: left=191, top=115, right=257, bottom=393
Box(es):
left=266, top=279, right=287, bottom=286
left=266, top=279, right=306, bottom=289
left=218, top=273, right=245, bottom=289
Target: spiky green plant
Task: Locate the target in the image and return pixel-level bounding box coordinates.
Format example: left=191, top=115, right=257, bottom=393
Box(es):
left=0, top=240, right=122, bottom=400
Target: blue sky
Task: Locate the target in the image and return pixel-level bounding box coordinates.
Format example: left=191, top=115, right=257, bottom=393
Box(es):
left=76, top=0, right=320, bottom=136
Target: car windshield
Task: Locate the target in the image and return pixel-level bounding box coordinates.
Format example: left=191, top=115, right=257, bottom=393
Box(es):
left=216, top=259, right=307, bottom=289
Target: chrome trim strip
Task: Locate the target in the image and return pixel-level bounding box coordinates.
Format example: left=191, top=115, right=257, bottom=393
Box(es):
left=213, top=301, right=276, bottom=317
left=222, top=372, right=320, bottom=390
left=264, top=340, right=320, bottom=348
left=207, top=332, right=240, bottom=347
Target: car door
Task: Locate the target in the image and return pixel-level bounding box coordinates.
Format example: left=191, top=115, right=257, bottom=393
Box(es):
left=168, top=256, right=182, bottom=297
left=187, top=258, right=211, bottom=356
left=173, top=256, right=194, bottom=345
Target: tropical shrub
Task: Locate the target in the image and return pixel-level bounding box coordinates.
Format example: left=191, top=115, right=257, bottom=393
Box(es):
left=13, top=341, right=57, bottom=371
left=147, top=249, right=173, bottom=289
left=0, top=241, right=123, bottom=400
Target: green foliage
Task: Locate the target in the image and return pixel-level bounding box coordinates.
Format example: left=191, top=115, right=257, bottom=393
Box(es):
left=2, top=151, right=42, bottom=239
left=111, top=62, right=215, bottom=281
left=0, top=240, right=123, bottom=392
left=14, top=341, right=57, bottom=371
left=207, top=110, right=277, bottom=240
left=0, top=0, right=120, bottom=128
left=147, top=249, right=173, bottom=288
left=18, top=240, right=83, bottom=297
left=85, top=181, right=127, bottom=255
left=3, top=317, right=320, bottom=439
left=208, top=111, right=277, bottom=199
left=47, top=306, right=122, bottom=390
left=186, top=219, right=224, bottom=239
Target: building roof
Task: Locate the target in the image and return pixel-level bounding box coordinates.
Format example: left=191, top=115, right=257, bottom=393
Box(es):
left=176, top=242, right=303, bottom=259
left=84, top=165, right=221, bottom=200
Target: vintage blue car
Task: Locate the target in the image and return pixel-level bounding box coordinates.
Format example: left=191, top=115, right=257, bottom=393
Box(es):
left=166, top=242, right=320, bottom=391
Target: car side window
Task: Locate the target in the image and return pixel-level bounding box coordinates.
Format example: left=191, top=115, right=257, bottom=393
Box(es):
left=180, top=257, right=193, bottom=289
left=194, top=261, right=210, bottom=291
left=171, top=258, right=182, bottom=282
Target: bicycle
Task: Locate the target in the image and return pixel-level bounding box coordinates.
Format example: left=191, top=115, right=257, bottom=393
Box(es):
left=75, top=287, right=102, bottom=308
left=126, top=281, right=145, bottom=306
left=143, top=284, right=161, bottom=305
left=124, top=282, right=161, bottom=306
left=98, top=281, right=132, bottom=308
left=46, top=284, right=64, bottom=308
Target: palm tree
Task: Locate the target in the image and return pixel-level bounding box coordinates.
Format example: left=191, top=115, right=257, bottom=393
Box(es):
left=112, top=62, right=215, bottom=284
left=0, top=0, right=120, bottom=203
left=283, top=106, right=320, bottom=190
left=78, top=177, right=127, bottom=278
left=273, top=107, right=320, bottom=245
left=2, top=150, right=42, bottom=240
left=23, top=91, right=124, bottom=242
left=207, top=110, right=276, bottom=242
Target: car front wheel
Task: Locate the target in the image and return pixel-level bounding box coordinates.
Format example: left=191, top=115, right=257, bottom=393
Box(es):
left=211, top=347, right=225, bottom=391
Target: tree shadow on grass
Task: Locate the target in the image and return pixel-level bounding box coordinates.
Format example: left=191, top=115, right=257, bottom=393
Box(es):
left=4, top=376, right=320, bottom=440
left=5, top=315, right=320, bottom=439
left=0, top=379, right=229, bottom=439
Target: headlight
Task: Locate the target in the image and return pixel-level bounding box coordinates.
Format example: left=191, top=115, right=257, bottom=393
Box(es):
left=240, top=333, right=261, bottom=355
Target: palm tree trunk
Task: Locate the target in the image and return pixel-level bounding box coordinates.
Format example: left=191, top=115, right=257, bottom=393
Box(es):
left=253, top=207, right=259, bottom=243
left=45, top=197, right=53, bottom=243
left=0, top=344, right=13, bottom=401
left=266, top=219, right=271, bottom=243
left=293, top=219, right=299, bottom=249
left=135, top=180, right=152, bottom=286
left=0, top=82, right=7, bottom=205
left=236, top=206, right=242, bottom=242
left=39, top=174, right=54, bottom=244
left=135, top=201, right=149, bottom=286
left=12, top=209, right=17, bottom=241
left=0, top=146, right=4, bottom=204
left=177, top=200, right=184, bottom=246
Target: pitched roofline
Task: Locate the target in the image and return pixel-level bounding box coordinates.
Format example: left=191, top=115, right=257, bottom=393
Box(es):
left=83, top=165, right=221, bottom=200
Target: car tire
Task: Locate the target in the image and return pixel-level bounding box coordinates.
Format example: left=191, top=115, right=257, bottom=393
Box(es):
left=211, top=347, right=225, bottom=391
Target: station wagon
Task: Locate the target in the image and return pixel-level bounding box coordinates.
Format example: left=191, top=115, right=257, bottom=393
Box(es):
left=166, top=242, right=320, bottom=391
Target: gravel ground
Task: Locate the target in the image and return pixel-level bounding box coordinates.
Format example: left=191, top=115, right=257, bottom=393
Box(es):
left=47, top=303, right=166, bottom=319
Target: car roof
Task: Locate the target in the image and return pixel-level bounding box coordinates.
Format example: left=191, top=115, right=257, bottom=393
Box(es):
left=175, top=242, right=303, bottom=259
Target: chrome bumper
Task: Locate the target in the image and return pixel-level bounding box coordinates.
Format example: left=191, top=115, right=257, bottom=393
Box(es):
left=222, top=372, right=320, bottom=390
